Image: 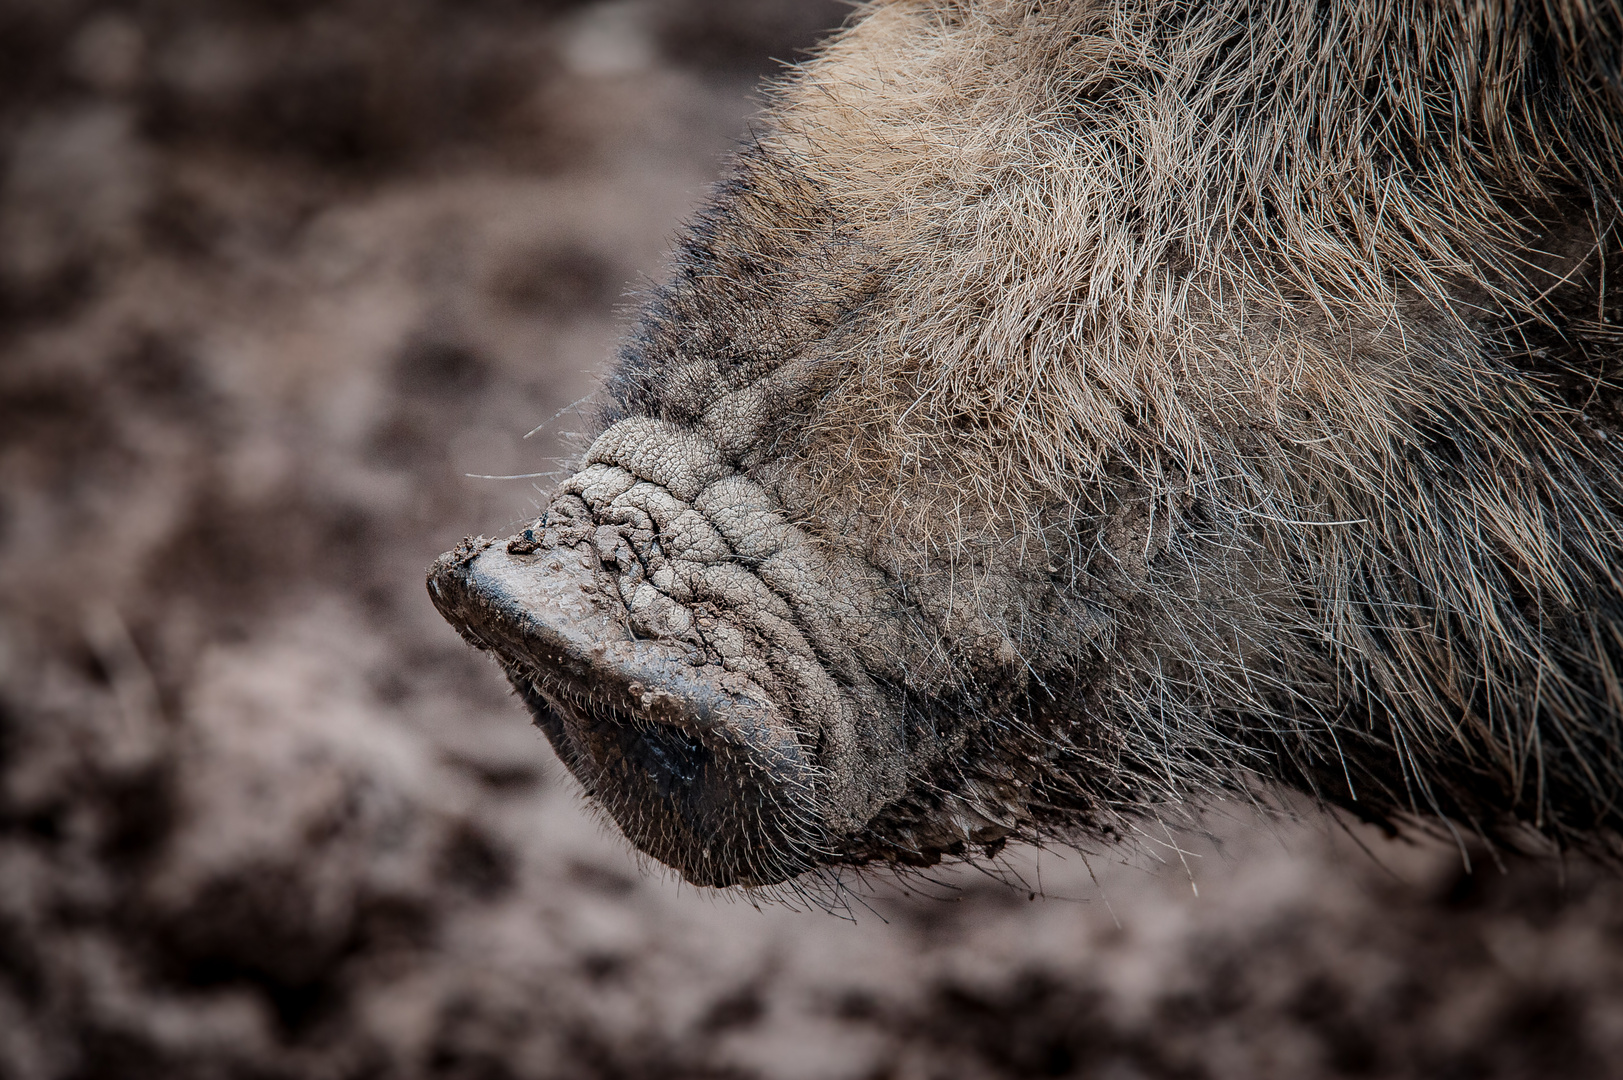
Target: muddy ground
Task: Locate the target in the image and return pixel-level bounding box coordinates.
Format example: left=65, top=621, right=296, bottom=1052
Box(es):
left=5, top=3, right=1623, bottom=1078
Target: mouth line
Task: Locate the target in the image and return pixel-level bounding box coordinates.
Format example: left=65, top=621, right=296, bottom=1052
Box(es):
left=504, top=653, right=738, bottom=804
left=427, top=531, right=826, bottom=887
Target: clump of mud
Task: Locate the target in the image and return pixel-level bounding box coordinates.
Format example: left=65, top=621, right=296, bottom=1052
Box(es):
left=4, top=3, right=1623, bottom=1078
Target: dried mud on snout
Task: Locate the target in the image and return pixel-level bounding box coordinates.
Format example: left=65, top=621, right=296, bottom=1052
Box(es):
left=429, top=526, right=821, bottom=888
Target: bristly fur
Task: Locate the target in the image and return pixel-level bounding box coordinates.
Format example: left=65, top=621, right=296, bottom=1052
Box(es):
left=533, top=0, right=1623, bottom=882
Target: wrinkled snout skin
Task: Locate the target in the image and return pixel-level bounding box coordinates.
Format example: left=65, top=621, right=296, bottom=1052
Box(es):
left=432, top=0, right=1623, bottom=886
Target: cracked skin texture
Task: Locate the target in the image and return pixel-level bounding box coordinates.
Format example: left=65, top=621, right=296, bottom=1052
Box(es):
left=432, top=0, right=1623, bottom=888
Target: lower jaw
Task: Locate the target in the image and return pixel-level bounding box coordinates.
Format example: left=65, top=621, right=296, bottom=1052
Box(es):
left=509, top=668, right=824, bottom=888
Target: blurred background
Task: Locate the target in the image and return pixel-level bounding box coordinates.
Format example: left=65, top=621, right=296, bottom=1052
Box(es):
left=4, top=2, right=1623, bottom=1077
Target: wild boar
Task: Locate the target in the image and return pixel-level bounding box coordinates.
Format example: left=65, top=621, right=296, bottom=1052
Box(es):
left=430, top=0, right=1623, bottom=888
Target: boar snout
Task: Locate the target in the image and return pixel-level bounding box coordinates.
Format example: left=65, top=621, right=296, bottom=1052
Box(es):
left=429, top=409, right=1090, bottom=886
left=428, top=414, right=983, bottom=887
left=428, top=526, right=822, bottom=887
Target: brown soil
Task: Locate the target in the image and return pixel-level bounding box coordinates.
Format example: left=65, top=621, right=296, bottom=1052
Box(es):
left=4, top=3, right=1623, bottom=1078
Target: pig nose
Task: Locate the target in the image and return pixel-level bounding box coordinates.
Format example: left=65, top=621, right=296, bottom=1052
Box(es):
left=427, top=532, right=823, bottom=887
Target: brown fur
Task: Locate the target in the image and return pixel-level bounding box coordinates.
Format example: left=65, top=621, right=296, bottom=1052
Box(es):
left=435, top=0, right=1623, bottom=888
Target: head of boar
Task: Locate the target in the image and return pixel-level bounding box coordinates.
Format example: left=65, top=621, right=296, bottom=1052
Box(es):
left=430, top=0, right=1623, bottom=888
